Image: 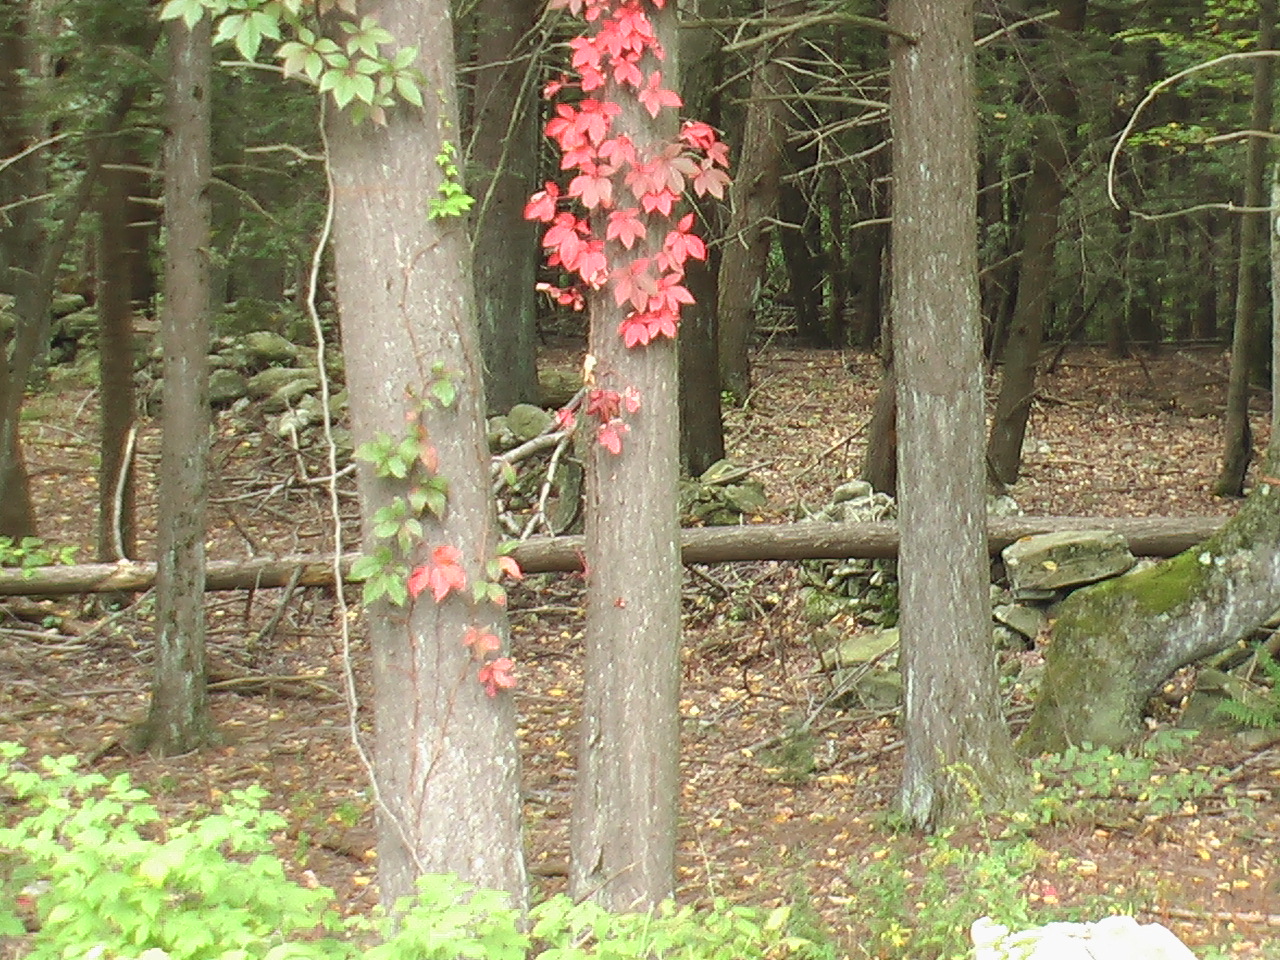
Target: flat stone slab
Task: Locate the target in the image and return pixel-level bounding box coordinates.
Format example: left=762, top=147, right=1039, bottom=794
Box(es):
left=1002, top=529, right=1135, bottom=593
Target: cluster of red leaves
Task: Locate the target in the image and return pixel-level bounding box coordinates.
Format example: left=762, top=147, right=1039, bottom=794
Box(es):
left=524, top=0, right=730, bottom=362
left=407, top=547, right=523, bottom=697
left=557, top=385, right=642, bottom=454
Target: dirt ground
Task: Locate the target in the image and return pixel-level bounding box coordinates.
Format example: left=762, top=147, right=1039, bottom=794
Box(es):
left=1, top=345, right=1277, bottom=957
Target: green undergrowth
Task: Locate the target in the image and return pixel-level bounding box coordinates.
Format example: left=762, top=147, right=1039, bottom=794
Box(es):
left=843, top=731, right=1238, bottom=959
left=0, top=744, right=808, bottom=960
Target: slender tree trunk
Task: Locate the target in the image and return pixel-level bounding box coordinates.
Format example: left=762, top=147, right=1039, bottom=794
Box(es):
left=0, top=1, right=42, bottom=539
left=569, top=3, right=683, bottom=911
left=1217, top=0, right=1274, bottom=496
left=140, top=16, right=214, bottom=755
left=986, top=0, right=1085, bottom=487
left=716, top=7, right=792, bottom=402
left=678, top=5, right=726, bottom=476
left=888, top=0, right=1018, bottom=828
left=468, top=0, right=540, bottom=411
left=328, top=0, right=527, bottom=907
left=97, top=148, right=138, bottom=561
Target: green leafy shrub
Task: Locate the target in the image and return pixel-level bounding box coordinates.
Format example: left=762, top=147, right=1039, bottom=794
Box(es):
left=1214, top=649, right=1280, bottom=730
left=1024, top=731, right=1227, bottom=824
left=0, top=745, right=801, bottom=960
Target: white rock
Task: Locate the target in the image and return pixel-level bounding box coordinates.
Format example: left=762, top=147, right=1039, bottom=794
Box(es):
left=971, top=915, right=1197, bottom=960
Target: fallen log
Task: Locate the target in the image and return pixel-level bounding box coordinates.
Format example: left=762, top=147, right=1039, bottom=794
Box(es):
left=0, top=516, right=1225, bottom=596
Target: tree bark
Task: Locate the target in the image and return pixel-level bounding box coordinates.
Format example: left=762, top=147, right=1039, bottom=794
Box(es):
left=1216, top=0, right=1274, bottom=497
left=0, top=516, right=1224, bottom=595
left=569, top=3, right=683, bottom=911
left=96, top=148, right=138, bottom=561
left=467, top=0, right=540, bottom=411
left=889, top=0, right=1019, bottom=828
left=139, top=15, right=215, bottom=756
left=715, top=3, right=792, bottom=402
left=986, top=0, right=1085, bottom=487
left=327, top=0, right=526, bottom=907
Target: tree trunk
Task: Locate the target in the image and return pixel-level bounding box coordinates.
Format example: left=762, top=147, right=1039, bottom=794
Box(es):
left=861, top=358, right=897, bottom=496
left=467, top=0, right=540, bottom=412
left=97, top=149, right=138, bottom=561
left=327, top=0, right=527, bottom=907
left=716, top=8, right=792, bottom=402
left=569, top=3, right=683, bottom=911
left=778, top=143, right=826, bottom=346
left=888, top=0, right=1018, bottom=828
left=678, top=10, right=726, bottom=476
left=1216, top=0, right=1274, bottom=497
left=0, top=0, right=42, bottom=539
left=139, top=16, right=215, bottom=756
left=986, top=0, right=1085, bottom=487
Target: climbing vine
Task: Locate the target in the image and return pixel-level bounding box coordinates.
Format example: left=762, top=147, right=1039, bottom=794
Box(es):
left=524, top=0, right=730, bottom=453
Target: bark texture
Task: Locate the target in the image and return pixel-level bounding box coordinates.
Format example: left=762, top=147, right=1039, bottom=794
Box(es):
left=715, top=4, right=792, bottom=402
left=1216, top=0, right=1274, bottom=497
left=327, top=0, right=526, bottom=907
left=986, top=0, right=1085, bottom=486
left=142, top=16, right=215, bottom=755
left=569, top=3, right=682, bottom=910
left=468, top=0, right=540, bottom=411
left=889, top=0, right=1018, bottom=828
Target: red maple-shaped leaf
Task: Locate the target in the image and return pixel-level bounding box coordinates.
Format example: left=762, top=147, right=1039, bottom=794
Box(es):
left=523, top=182, right=560, bottom=223
left=574, top=240, right=608, bottom=287
left=424, top=545, right=467, bottom=602
left=464, top=626, right=502, bottom=658
left=597, top=418, right=629, bottom=454
left=611, top=52, right=643, bottom=89
left=598, top=135, right=636, bottom=167
left=606, top=208, right=646, bottom=249
left=658, top=212, right=707, bottom=271
left=638, top=72, right=682, bottom=118
left=611, top=257, right=658, bottom=310
left=568, top=162, right=615, bottom=209
left=496, top=556, right=523, bottom=580
left=555, top=406, right=577, bottom=431
left=679, top=120, right=719, bottom=151
left=478, top=657, right=517, bottom=697
left=639, top=187, right=678, bottom=216
left=407, top=564, right=431, bottom=600
left=691, top=160, right=731, bottom=199
left=648, top=271, right=695, bottom=316
left=585, top=387, right=622, bottom=422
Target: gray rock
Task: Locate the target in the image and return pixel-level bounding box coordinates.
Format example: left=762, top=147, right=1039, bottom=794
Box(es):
left=247, top=366, right=318, bottom=399
left=242, top=330, right=299, bottom=365
left=507, top=403, right=553, bottom=441
left=993, top=602, right=1047, bottom=641
left=820, top=627, right=899, bottom=671
left=832, top=480, right=873, bottom=503
left=208, top=368, right=249, bottom=407
left=1002, top=529, right=1135, bottom=593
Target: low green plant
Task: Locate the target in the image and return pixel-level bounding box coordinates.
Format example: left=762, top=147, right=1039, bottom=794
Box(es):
left=0, top=536, right=77, bottom=575
left=1025, top=732, right=1227, bottom=824
left=0, top=745, right=804, bottom=960
left=1214, top=649, right=1280, bottom=730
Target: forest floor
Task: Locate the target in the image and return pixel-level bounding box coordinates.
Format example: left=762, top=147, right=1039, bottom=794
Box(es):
left=1, top=344, right=1278, bottom=958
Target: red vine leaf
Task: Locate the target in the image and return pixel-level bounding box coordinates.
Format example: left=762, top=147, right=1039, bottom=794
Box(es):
left=464, top=626, right=502, bottom=658
left=597, top=418, right=629, bottom=454
left=478, top=657, right=517, bottom=697
left=638, top=72, right=681, bottom=118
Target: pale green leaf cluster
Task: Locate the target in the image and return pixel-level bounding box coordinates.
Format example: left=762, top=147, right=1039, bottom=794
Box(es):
left=156, top=0, right=423, bottom=120
left=427, top=143, right=475, bottom=220
left=0, top=744, right=801, bottom=960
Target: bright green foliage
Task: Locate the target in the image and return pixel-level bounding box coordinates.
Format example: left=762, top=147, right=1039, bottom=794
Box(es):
left=157, top=0, right=423, bottom=122
left=350, top=370, right=458, bottom=607
left=0, top=744, right=800, bottom=960
left=0, top=537, right=77, bottom=576
left=0, top=745, right=343, bottom=960
left=1025, top=730, right=1229, bottom=824
left=1215, top=649, right=1280, bottom=730
left=427, top=144, right=475, bottom=220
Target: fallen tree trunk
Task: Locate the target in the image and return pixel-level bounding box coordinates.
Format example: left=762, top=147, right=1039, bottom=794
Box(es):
left=0, top=516, right=1224, bottom=596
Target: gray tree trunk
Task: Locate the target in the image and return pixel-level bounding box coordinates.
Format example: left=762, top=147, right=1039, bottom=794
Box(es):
left=888, top=0, right=1019, bottom=828
left=141, top=15, right=215, bottom=756
left=715, top=2, right=792, bottom=403
left=986, top=0, right=1085, bottom=487
left=467, top=0, right=540, bottom=411
left=327, top=0, right=526, bottom=908
left=1217, top=0, right=1274, bottom=497
left=569, top=3, right=682, bottom=911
